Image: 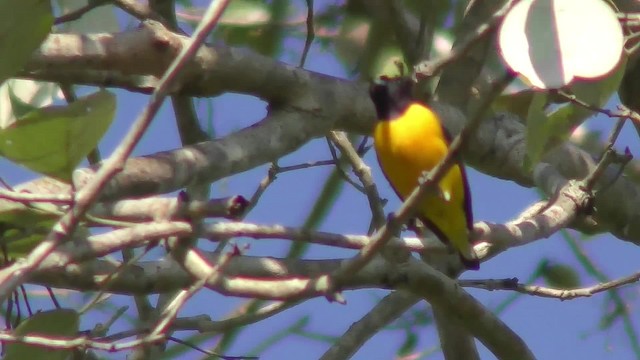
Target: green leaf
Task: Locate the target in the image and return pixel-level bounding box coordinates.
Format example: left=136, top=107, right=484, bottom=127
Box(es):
left=523, top=92, right=549, bottom=170
left=0, top=80, right=60, bottom=129
left=598, top=302, right=624, bottom=330
left=0, top=90, right=116, bottom=181
left=493, top=90, right=537, bottom=119
left=0, top=219, right=57, bottom=258
left=397, top=332, right=418, bottom=356
left=216, top=0, right=288, bottom=56
left=7, top=83, right=40, bottom=119
left=0, top=186, right=63, bottom=258
left=220, top=0, right=270, bottom=26
left=619, top=55, right=640, bottom=114
left=0, top=211, right=92, bottom=262
left=0, top=0, right=53, bottom=85
left=541, top=262, right=581, bottom=289
left=4, top=309, right=79, bottom=360
left=371, top=45, right=408, bottom=79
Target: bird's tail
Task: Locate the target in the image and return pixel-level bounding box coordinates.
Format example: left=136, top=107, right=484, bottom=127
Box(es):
left=459, top=253, right=480, bottom=270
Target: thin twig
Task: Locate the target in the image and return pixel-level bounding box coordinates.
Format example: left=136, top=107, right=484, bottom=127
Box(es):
left=0, top=331, right=165, bottom=352
left=203, top=222, right=384, bottom=248
left=277, top=159, right=335, bottom=173
left=581, top=117, right=628, bottom=192
left=558, top=90, right=640, bottom=124
left=112, top=0, right=178, bottom=32
left=298, top=0, right=315, bottom=68
left=0, top=189, right=72, bottom=204
left=462, top=271, right=640, bottom=300
left=604, top=116, right=628, bottom=147
left=582, top=149, right=620, bottom=193
left=517, top=271, right=640, bottom=300
left=328, top=131, right=386, bottom=228
left=242, top=162, right=278, bottom=217
left=325, top=137, right=367, bottom=194
left=54, top=0, right=110, bottom=25
left=45, top=286, right=61, bottom=309
left=356, top=136, right=370, bottom=155
left=166, top=336, right=257, bottom=359
left=19, top=285, right=32, bottom=316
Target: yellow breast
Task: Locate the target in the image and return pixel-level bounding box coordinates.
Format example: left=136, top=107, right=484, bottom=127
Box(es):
left=373, top=103, right=449, bottom=198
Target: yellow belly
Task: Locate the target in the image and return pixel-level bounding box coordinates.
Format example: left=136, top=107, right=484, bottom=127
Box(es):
left=373, top=104, right=472, bottom=259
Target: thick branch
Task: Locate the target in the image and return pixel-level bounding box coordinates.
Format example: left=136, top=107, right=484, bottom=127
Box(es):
left=31, top=255, right=533, bottom=359
left=31, top=254, right=389, bottom=296
left=433, top=303, right=479, bottom=360
left=73, top=110, right=330, bottom=201
left=319, top=291, right=420, bottom=360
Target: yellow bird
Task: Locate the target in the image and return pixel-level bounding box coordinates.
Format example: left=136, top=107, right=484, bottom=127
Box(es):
left=370, top=78, right=479, bottom=270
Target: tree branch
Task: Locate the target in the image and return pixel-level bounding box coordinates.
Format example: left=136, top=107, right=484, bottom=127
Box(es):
left=462, top=270, right=640, bottom=300
left=319, top=291, right=420, bottom=360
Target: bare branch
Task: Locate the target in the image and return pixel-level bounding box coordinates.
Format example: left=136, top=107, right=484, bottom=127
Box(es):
left=319, top=291, right=420, bottom=360
left=433, top=303, right=479, bottom=360
left=299, top=0, right=315, bottom=68
left=328, top=131, right=386, bottom=227
left=462, top=271, right=640, bottom=300
left=90, top=195, right=248, bottom=222
left=54, top=0, right=110, bottom=25
left=0, top=331, right=164, bottom=353
left=113, top=0, right=173, bottom=27
left=0, top=188, right=71, bottom=204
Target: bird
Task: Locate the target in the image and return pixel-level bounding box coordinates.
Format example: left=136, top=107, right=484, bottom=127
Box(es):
left=369, top=77, right=479, bottom=270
